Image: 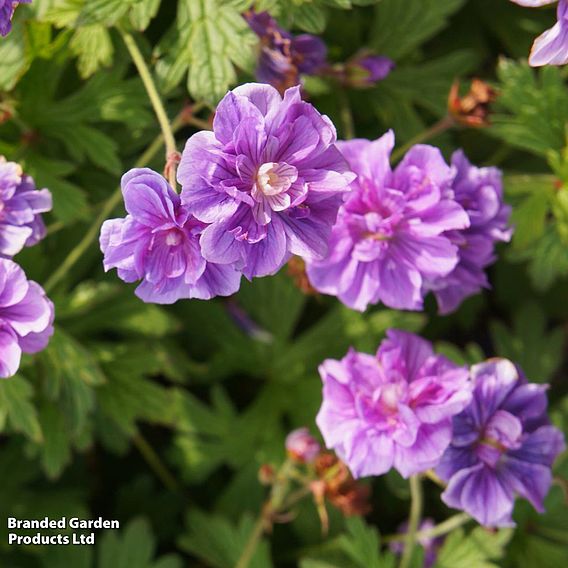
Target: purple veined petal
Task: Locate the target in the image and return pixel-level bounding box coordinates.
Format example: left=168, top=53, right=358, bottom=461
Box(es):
left=0, top=280, right=52, bottom=337
left=121, top=168, right=178, bottom=226
left=348, top=432, right=395, bottom=478
left=441, top=463, right=516, bottom=527
left=135, top=277, right=191, bottom=305
left=19, top=295, right=54, bottom=355
left=0, top=325, right=21, bottom=378
left=436, top=445, right=478, bottom=481
left=232, top=82, right=283, bottom=116
left=500, top=458, right=553, bottom=513
left=508, top=425, right=566, bottom=466
left=410, top=201, right=470, bottom=236
left=189, top=262, right=242, bottom=300
left=214, top=89, right=267, bottom=146
left=199, top=218, right=245, bottom=266
left=0, top=223, right=33, bottom=257
left=280, top=209, right=332, bottom=261
left=393, top=421, right=453, bottom=478
left=501, top=382, right=549, bottom=425
left=337, top=260, right=383, bottom=311
left=395, top=235, right=460, bottom=278
left=100, top=218, right=143, bottom=275
left=242, top=215, right=288, bottom=278
left=337, top=131, right=394, bottom=186
left=0, top=259, right=29, bottom=308
left=377, top=255, right=423, bottom=310
left=529, top=2, right=568, bottom=66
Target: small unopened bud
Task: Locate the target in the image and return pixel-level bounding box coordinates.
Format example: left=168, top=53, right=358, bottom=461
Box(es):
left=343, top=52, right=394, bottom=89
left=285, top=428, right=321, bottom=463
left=448, top=78, right=498, bottom=128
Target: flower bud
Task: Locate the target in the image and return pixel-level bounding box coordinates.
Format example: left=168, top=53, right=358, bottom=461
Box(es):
left=285, top=428, right=321, bottom=463
left=343, top=52, right=394, bottom=88
left=448, top=78, right=498, bottom=128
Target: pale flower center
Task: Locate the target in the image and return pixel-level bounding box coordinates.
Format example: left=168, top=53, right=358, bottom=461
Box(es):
left=165, top=229, right=183, bottom=246
left=256, top=162, right=297, bottom=196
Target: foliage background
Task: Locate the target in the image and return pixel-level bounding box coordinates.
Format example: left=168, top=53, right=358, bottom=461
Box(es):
left=1, top=0, right=568, bottom=566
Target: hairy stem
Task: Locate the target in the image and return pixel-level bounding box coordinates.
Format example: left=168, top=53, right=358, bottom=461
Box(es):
left=398, top=475, right=423, bottom=568
left=44, top=112, right=189, bottom=293
left=132, top=433, right=180, bottom=493
left=235, top=511, right=269, bottom=568
left=390, top=115, right=454, bottom=164
left=120, top=30, right=178, bottom=187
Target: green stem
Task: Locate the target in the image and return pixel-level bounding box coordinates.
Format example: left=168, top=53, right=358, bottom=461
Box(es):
left=384, top=512, right=470, bottom=544
left=43, top=113, right=187, bottom=294
left=338, top=88, right=355, bottom=140
left=399, top=475, right=423, bottom=568
left=132, top=434, right=180, bottom=493
left=235, top=512, right=268, bottom=568
left=120, top=30, right=178, bottom=187
left=390, top=115, right=454, bottom=164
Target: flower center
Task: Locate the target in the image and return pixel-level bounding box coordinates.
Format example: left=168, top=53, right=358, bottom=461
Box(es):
left=165, top=229, right=183, bottom=246
left=256, top=162, right=297, bottom=196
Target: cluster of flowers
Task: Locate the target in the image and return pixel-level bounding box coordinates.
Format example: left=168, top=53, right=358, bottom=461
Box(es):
left=316, top=329, right=565, bottom=527
left=101, top=82, right=510, bottom=317
left=0, top=0, right=29, bottom=36
left=306, top=131, right=512, bottom=313
left=100, top=83, right=355, bottom=303
left=512, top=0, right=568, bottom=66
left=0, top=157, right=53, bottom=378
left=244, top=10, right=394, bottom=93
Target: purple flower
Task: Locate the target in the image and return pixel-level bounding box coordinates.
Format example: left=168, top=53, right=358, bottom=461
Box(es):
left=437, top=359, right=565, bottom=527
left=345, top=53, right=395, bottom=87
left=389, top=518, right=442, bottom=568
left=425, top=152, right=512, bottom=314
left=286, top=427, right=321, bottom=463
left=306, top=132, right=470, bottom=311
left=0, top=0, right=30, bottom=36
left=0, top=258, right=53, bottom=378
left=178, top=83, right=355, bottom=280
left=316, top=330, right=472, bottom=479
left=100, top=168, right=242, bottom=304
left=0, top=157, right=52, bottom=258
left=244, top=10, right=327, bottom=92
left=511, top=0, right=568, bottom=66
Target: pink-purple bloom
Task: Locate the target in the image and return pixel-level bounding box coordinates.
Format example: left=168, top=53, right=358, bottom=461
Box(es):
left=425, top=152, right=512, bottom=314
left=0, top=157, right=52, bottom=258
left=0, top=0, right=30, bottom=36
left=437, top=359, right=565, bottom=527
left=286, top=427, right=321, bottom=463
left=316, top=330, right=472, bottom=479
left=0, top=258, right=53, bottom=378
left=511, top=0, right=568, bottom=66
left=306, top=132, right=470, bottom=311
left=244, top=10, right=327, bottom=93
left=178, top=83, right=355, bottom=280
left=100, top=168, right=242, bottom=304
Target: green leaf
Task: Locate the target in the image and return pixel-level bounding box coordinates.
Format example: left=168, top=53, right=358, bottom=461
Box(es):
left=179, top=510, right=273, bottom=568
left=37, top=401, right=74, bottom=479
left=130, top=0, right=161, bottom=31
left=0, top=376, right=43, bottom=443
left=339, top=517, right=382, bottom=568
left=491, top=60, right=568, bottom=156
left=490, top=303, right=565, bottom=382
left=370, top=0, right=466, bottom=59
left=292, top=3, right=327, bottom=34
left=70, top=24, right=114, bottom=78
left=180, top=0, right=256, bottom=103
left=0, top=16, right=29, bottom=90
left=434, top=527, right=513, bottom=568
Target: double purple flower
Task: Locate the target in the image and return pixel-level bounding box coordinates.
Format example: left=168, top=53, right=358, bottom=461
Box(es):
left=244, top=10, right=327, bottom=93
left=511, top=0, right=568, bottom=66
left=316, top=330, right=472, bottom=479
left=0, top=0, right=30, bottom=36
left=0, top=259, right=53, bottom=378
left=178, top=83, right=355, bottom=280
left=438, top=359, right=565, bottom=527
left=306, top=132, right=471, bottom=311
left=0, top=157, right=52, bottom=258
left=306, top=132, right=511, bottom=313
left=100, top=169, right=242, bottom=304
